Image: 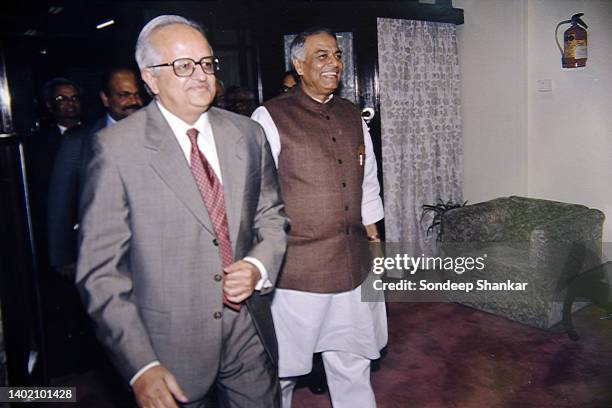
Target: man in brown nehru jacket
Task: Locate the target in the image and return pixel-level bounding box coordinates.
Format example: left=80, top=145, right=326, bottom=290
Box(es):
left=252, top=27, right=388, bottom=408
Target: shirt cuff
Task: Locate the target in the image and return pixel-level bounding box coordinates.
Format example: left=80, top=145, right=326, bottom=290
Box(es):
left=243, top=256, right=272, bottom=290
left=129, top=361, right=160, bottom=386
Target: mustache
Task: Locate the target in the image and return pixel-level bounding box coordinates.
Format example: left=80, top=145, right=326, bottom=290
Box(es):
left=123, top=104, right=142, bottom=111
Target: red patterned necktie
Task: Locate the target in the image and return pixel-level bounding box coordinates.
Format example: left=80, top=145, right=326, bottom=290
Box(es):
left=186, top=128, right=240, bottom=311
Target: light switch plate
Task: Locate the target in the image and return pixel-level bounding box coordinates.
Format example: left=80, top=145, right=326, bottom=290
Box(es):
left=537, top=79, right=553, bottom=92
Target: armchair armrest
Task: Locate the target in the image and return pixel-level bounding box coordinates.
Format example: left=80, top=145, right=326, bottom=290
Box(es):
left=530, top=209, right=605, bottom=285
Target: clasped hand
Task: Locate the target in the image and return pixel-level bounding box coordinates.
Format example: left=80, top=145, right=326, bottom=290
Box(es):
left=223, top=260, right=261, bottom=303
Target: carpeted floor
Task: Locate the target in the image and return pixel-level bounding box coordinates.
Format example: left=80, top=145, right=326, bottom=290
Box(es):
left=45, top=302, right=612, bottom=407
left=293, top=302, right=612, bottom=408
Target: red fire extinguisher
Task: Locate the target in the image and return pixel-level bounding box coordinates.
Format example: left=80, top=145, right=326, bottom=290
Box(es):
left=555, top=13, right=588, bottom=68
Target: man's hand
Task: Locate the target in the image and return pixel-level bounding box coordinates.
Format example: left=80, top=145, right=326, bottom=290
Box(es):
left=132, top=365, right=188, bottom=408
left=223, top=260, right=261, bottom=303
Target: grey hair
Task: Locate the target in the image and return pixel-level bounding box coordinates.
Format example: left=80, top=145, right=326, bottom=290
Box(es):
left=289, top=27, right=337, bottom=66
left=135, top=15, right=206, bottom=71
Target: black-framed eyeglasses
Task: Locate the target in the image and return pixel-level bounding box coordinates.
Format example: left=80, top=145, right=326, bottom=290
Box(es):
left=147, top=57, right=221, bottom=77
left=54, top=95, right=80, bottom=103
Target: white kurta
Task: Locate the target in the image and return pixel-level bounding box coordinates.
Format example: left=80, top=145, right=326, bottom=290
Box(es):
left=252, top=106, right=388, bottom=378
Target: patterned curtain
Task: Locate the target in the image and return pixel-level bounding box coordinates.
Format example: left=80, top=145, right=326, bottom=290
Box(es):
left=377, top=18, right=463, bottom=245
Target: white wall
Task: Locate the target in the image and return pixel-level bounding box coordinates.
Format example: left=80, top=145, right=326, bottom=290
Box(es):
left=454, top=0, right=528, bottom=203
left=455, top=0, right=612, bottom=244
left=527, top=0, right=612, bottom=243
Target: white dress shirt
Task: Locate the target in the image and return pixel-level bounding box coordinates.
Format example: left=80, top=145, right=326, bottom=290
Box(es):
left=157, top=102, right=223, bottom=180
left=105, top=113, right=117, bottom=127
left=57, top=124, right=68, bottom=135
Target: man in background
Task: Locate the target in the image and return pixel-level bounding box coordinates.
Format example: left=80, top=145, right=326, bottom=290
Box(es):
left=280, top=70, right=299, bottom=94
left=25, top=78, right=83, bottom=270
left=42, top=77, right=83, bottom=133
left=26, top=77, right=83, bottom=238
left=22, top=78, right=85, bottom=378
left=47, top=67, right=143, bottom=275
left=252, top=27, right=387, bottom=408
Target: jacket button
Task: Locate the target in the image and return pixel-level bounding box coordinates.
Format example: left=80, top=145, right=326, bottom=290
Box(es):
left=337, top=159, right=342, bottom=164
left=214, top=274, right=222, bottom=282
left=212, top=238, right=219, bottom=246
left=332, top=137, right=337, bottom=142
left=326, top=115, right=330, bottom=120
left=341, top=182, right=346, bottom=187
left=344, top=205, right=349, bottom=211
left=214, top=311, right=222, bottom=319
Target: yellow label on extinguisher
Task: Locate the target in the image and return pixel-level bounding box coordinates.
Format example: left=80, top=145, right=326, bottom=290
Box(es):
left=565, top=39, right=588, bottom=59
left=574, top=39, right=587, bottom=59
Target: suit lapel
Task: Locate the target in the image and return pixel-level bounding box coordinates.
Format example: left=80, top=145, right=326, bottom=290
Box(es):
left=144, top=103, right=215, bottom=236
left=208, top=107, right=246, bottom=250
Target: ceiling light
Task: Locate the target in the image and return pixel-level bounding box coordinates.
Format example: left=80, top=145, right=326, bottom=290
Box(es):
left=96, top=20, right=115, bottom=30
left=48, top=6, right=64, bottom=15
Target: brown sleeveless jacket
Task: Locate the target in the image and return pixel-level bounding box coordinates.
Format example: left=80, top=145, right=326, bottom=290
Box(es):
left=264, top=86, right=369, bottom=293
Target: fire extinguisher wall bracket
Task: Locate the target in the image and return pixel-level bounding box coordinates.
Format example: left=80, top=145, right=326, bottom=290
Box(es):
left=555, top=13, right=588, bottom=69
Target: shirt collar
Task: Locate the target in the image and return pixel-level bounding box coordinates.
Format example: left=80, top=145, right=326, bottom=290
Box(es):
left=294, top=85, right=336, bottom=112
left=310, top=94, right=334, bottom=104
left=296, top=83, right=334, bottom=104
left=57, top=122, right=82, bottom=135
left=105, top=113, right=117, bottom=127
left=156, top=101, right=209, bottom=137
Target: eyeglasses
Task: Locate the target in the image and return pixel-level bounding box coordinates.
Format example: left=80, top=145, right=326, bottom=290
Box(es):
left=55, top=95, right=80, bottom=103
left=148, top=57, right=220, bottom=77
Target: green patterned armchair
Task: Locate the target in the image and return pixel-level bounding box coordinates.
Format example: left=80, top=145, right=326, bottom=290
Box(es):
left=440, top=196, right=605, bottom=329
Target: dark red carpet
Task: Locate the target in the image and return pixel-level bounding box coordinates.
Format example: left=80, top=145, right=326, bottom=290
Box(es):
left=293, top=302, right=612, bottom=408
left=46, top=302, right=612, bottom=407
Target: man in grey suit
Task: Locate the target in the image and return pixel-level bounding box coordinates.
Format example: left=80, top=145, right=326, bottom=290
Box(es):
left=77, top=15, right=288, bottom=408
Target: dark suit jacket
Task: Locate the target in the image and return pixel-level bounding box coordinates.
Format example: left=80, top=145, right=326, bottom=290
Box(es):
left=47, top=117, right=106, bottom=267
left=24, top=123, right=76, bottom=269
left=76, top=102, right=288, bottom=400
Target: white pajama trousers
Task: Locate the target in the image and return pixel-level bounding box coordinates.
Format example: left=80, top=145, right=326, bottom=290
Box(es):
left=280, top=350, right=376, bottom=408
left=272, top=284, right=387, bottom=408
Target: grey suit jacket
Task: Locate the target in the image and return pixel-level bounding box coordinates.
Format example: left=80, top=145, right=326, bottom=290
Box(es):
left=76, top=102, right=288, bottom=399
